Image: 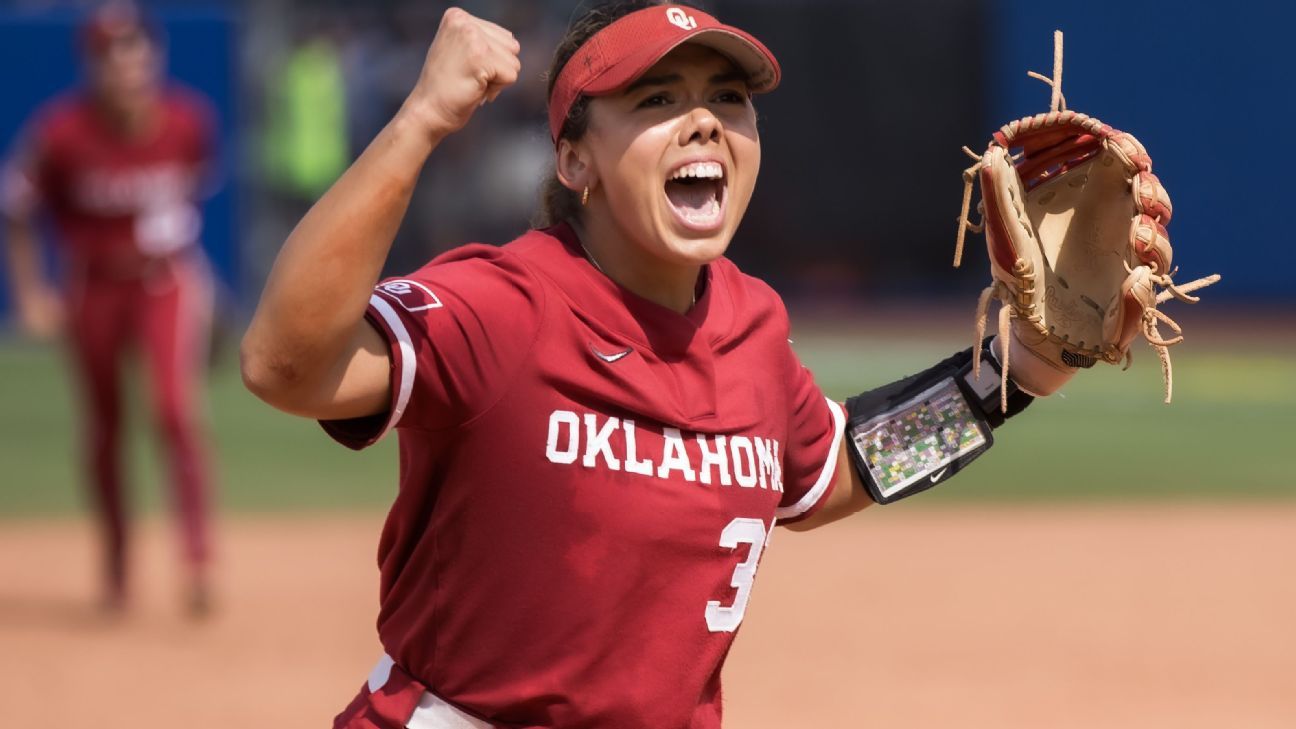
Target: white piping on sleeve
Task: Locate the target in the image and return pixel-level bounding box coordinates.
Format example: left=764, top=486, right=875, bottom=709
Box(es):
left=775, top=397, right=845, bottom=521
left=368, top=294, right=416, bottom=441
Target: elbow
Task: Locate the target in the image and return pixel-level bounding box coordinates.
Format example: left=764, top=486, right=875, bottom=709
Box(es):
left=239, top=335, right=304, bottom=411
left=238, top=338, right=275, bottom=403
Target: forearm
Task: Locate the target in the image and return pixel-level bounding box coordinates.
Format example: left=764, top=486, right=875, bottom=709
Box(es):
left=781, top=427, right=874, bottom=532
left=4, top=216, right=48, bottom=303
left=844, top=340, right=1032, bottom=502
left=243, top=8, right=519, bottom=414
left=784, top=340, right=1034, bottom=529
left=241, top=109, right=444, bottom=394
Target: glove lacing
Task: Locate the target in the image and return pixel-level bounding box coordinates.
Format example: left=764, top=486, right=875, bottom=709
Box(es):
left=954, top=30, right=1064, bottom=269
left=1132, top=265, right=1222, bottom=403
left=971, top=280, right=1027, bottom=414
left=953, top=149, right=985, bottom=269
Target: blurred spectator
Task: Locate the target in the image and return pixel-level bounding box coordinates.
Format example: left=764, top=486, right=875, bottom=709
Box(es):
left=263, top=28, right=349, bottom=202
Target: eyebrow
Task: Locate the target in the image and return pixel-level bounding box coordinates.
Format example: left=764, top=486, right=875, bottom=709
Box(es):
left=623, top=69, right=751, bottom=95
left=625, top=73, right=683, bottom=94
left=709, top=70, right=749, bottom=85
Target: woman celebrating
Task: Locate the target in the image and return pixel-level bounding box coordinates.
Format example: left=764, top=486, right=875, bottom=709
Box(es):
left=243, top=2, right=1039, bottom=726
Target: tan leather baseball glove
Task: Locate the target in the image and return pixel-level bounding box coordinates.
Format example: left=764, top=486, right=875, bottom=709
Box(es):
left=954, top=31, right=1219, bottom=410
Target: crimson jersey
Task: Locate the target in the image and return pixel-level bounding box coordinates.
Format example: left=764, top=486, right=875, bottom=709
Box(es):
left=1, top=87, right=213, bottom=273
left=323, top=223, right=844, bottom=728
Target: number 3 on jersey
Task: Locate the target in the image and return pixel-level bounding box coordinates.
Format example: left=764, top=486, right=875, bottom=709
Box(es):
left=705, top=517, right=772, bottom=633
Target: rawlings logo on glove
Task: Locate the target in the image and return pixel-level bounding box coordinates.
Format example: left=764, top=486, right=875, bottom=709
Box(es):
left=954, top=31, right=1219, bottom=409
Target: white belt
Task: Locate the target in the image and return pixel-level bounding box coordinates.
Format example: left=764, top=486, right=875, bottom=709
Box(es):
left=368, top=654, right=493, bottom=729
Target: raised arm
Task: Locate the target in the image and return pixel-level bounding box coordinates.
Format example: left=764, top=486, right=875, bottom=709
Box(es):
left=240, top=8, right=520, bottom=420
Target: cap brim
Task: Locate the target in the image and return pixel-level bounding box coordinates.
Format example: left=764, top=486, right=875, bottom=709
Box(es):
left=583, top=26, right=780, bottom=97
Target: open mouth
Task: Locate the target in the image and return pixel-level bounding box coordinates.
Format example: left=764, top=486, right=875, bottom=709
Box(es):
left=664, top=160, right=727, bottom=232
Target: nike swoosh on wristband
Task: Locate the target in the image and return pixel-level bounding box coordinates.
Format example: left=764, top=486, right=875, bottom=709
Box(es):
left=590, top=344, right=633, bottom=363
left=929, top=467, right=949, bottom=484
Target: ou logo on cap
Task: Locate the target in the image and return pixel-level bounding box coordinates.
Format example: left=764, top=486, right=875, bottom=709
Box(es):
left=666, top=7, right=697, bottom=30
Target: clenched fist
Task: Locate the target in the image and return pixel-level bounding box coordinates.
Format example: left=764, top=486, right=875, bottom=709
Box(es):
left=402, top=7, right=522, bottom=137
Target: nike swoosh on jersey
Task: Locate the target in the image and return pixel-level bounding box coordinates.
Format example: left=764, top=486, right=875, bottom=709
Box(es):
left=929, top=467, right=949, bottom=484
left=590, top=344, right=633, bottom=363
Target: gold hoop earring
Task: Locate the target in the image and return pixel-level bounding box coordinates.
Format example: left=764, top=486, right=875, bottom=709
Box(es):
left=581, top=186, right=590, bottom=206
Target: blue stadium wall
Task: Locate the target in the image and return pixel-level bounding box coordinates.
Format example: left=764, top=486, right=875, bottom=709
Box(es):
left=0, top=7, right=237, bottom=316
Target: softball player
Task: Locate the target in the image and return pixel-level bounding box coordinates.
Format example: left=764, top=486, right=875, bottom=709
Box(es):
left=243, top=2, right=1045, bottom=726
left=2, top=3, right=217, bottom=614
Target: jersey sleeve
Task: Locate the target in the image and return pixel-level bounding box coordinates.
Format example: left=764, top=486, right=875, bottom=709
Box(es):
left=320, top=246, right=545, bottom=449
left=774, top=347, right=846, bottom=523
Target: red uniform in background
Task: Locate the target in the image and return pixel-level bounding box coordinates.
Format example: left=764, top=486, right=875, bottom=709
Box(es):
left=1, top=86, right=216, bottom=606
left=324, top=224, right=844, bottom=728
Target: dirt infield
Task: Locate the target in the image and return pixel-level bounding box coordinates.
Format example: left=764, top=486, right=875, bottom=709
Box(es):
left=1, top=505, right=1293, bottom=728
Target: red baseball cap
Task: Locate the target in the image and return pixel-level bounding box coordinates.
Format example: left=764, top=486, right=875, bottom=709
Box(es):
left=548, top=4, right=781, bottom=143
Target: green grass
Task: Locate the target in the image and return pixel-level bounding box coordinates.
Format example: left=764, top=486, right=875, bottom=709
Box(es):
left=801, top=333, right=1295, bottom=503
left=0, top=332, right=1290, bottom=518
left=0, top=342, right=397, bottom=517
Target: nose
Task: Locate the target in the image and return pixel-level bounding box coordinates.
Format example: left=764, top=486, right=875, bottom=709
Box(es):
left=678, top=105, right=722, bottom=146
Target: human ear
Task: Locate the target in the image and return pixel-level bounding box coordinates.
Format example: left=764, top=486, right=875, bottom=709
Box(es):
left=555, top=138, right=598, bottom=194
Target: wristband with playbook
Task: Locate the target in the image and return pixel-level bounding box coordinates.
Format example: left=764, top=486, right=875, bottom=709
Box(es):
left=844, top=340, right=1031, bottom=504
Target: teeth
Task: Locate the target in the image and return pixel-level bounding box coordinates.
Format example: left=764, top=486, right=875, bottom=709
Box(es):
left=670, top=161, right=724, bottom=181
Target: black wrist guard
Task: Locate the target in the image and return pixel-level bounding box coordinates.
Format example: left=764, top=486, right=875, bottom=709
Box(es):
left=845, top=339, right=1033, bottom=504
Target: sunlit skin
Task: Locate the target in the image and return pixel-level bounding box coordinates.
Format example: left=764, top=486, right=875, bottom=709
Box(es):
left=557, top=44, right=760, bottom=314
left=88, top=29, right=163, bottom=136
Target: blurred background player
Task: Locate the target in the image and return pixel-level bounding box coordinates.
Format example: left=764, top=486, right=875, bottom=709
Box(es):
left=0, top=1, right=218, bottom=616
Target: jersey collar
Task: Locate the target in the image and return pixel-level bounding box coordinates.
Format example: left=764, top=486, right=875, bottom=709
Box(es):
left=530, top=222, right=735, bottom=355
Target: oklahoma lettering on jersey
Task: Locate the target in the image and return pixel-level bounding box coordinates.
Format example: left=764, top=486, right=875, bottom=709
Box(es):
left=321, top=223, right=844, bottom=729
left=545, top=411, right=785, bottom=491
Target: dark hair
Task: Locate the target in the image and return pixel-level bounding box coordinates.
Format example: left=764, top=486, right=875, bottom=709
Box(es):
left=534, top=0, right=678, bottom=228
left=80, top=1, right=164, bottom=58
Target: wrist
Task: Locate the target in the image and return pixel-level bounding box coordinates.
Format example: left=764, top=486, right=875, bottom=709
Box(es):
left=994, top=331, right=1077, bottom=398
left=394, top=98, right=456, bottom=145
